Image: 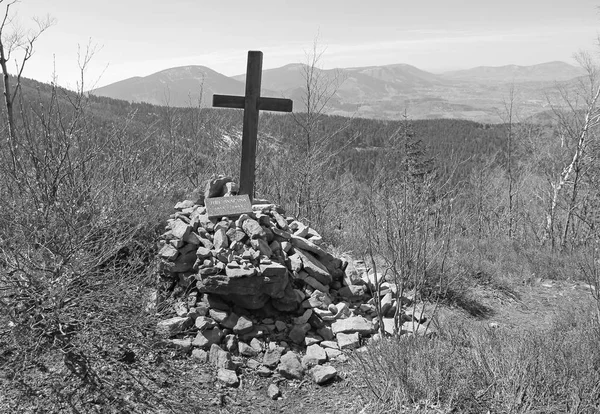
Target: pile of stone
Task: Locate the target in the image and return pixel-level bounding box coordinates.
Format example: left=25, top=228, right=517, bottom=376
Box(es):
left=154, top=195, right=430, bottom=390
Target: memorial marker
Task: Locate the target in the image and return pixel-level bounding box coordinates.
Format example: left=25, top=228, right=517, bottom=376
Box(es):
left=213, top=51, right=293, bottom=200
left=205, top=194, right=252, bottom=219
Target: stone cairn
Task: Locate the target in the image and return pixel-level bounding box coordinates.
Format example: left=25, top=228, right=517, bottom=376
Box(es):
left=154, top=179, right=428, bottom=391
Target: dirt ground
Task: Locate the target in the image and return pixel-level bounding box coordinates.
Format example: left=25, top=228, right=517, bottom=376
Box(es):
left=1, top=278, right=595, bottom=414
left=192, top=278, right=597, bottom=414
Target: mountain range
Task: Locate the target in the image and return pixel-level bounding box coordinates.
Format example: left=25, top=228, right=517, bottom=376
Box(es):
left=91, top=61, right=587, bottom=123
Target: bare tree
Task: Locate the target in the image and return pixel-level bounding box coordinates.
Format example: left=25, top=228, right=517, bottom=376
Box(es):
left=0, top=0, right=54, bottom=173
left=545, top=52, right=600, bottom=249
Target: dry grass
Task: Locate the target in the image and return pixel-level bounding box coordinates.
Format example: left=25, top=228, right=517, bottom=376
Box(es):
left=353, top=303, right=600, bottom=413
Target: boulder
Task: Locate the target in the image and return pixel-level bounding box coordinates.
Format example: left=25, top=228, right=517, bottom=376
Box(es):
left=196, top=263, right=287, bottom=300
left=158, top=244, right=178, bottom=261
left=217, top=368, right=239, bottom=387
left=242, top=218, right=266, bottom=239
left=263, top=347, right=283, bottom=369
left=156, top=316, right=191, bottom=338
left=192, top=327, right=223, bottom=349
left=277, top=352, right=304, bottom=380
left=311, top=365, right=337, bottom=385
left=336, top=332, right=360, bottom=350
left=294, top=248, right=332, bottom=285
left=267, top=384, right=281, bottom=400
left=331, top=316, right=376, bottom=335
left=305, top=344, right=327, bottom=364
left=209, top=344, right=234, bottom=370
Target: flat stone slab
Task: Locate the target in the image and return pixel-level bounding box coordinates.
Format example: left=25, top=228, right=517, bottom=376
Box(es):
left=332, top=316, right=376, bottom=335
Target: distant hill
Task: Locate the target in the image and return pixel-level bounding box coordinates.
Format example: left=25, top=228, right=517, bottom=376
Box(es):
left=91, top=61, right=587, bottom=123
left=92, top=65, right=246, bottom=107
left=441, top=61, right=587, bottom=83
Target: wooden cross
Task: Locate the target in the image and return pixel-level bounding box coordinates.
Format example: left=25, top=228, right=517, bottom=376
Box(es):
left=213, top=51, right=293, bottom=199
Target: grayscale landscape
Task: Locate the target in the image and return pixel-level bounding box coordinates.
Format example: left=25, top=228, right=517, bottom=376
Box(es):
left=1, top=1, right=600, bottom=413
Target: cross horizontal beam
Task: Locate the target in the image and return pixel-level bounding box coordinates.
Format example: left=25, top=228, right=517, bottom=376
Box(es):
left=213, top=94, right=293, bottom=112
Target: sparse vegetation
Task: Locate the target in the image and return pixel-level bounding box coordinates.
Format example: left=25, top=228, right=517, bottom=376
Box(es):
left=0, top=3, right=599, bottom=413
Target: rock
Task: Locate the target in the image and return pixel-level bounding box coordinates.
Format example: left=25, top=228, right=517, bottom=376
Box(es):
left=263, top=347, right=283, bottom=369
left=317, top=327, right=334, bottom=341
left=306, top=290, right=333, bottom=309
left=277, top=352, right=304, bottom=380
left=267, top=384, right=281, bottom=400
left=217, top=368, right=239, bottom=387
left=289, top=323, right=310, bottom=344
left=197, top=263, right=287, bottom=300
left=271, top=227, right=292, bottom=240
left=224, top=334, right=238, bottom=353
left=305, top=333, right=322, bottom=346
left=158, top=244, right=179, bottom=261
left=233, top=315, right=254, bottom=334
left=242, top=218, right=266, bottom=239
left=271, top=210, right=289, bottom=230
left=331, top=316, right=376, bottom=335
left=156, top=317, right=192, bottom=338
left=258, top=263, right=289, bottom=298
left=210, top=309, right=239, bottom=329
left=195, top=316, right=217, bottom=331
left=290, top=235, right=326, bottom=257
left=308, top=235, right=323, bottom=245
left=228, top=293, right=270, bottom=310
left=311, top=365, right=337, bottom=385
left=205, top=294, right=229, bottom=310
left=192, top=327, right=223, bottom=349
left=196, top=246, right=212, bottom=259
left=382, top=318, right=397, bottom=335
left=227, top=228, right=247, bottom=243
left=246, top=359, right=260, bottom=369
left=337, top=285, right=368, bottom=301
left=271, top=283, right=301, bottom=312
left=251, top=238, right=273, bottom=257
left=301, top=354, right=319, bottom=370
left=303, top=275, right=329, bottom=293
left=204, top=175, right=233, bottom=198
left=401, top=321, right=433, bottom=337
left=191, top=348, right=208, bottom=362
left=293, top=309, right=313, bottom=325
left=183, top=231, right=201, bottom=245
left=287, top=252, right=303, bottom=272
left=380, top=292, right=393, bottom=315
left=250, top=338, right=264, bottom=352
left=305, top=344, right=327, bottom=364
left=336, top=332, right=360, bottom=350
left=213, top=228, right=229, bottom=249
left=169, top=338, right=192, bottom=353
left=238, top=341, right=259, bottom=357
left=175, top=200, right=196, bottom=210
left=224, top=181, right=239, bottom=196
left=171, top=220, right=192, bottom=239
left=324, top=348, right=342, bottom=360
left=294, top=249, right=332, bottom=285
left=320, top=340, right=339, bottom=349
left=209, top=344, right=234, bottom=370
left=174, top=301, right=188, bottom=316
left=275, top=320, right=287, bottom=332
left=257, top=366, right=272, bottom=377
left=281, top=241, right=292, bottom=253
left=171, top=250, right=197, bottom=272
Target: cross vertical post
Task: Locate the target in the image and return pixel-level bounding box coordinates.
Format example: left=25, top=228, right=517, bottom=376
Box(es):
left=212, top=51, right=293, bottom=200
left=240, top=51, right=262, bottom=200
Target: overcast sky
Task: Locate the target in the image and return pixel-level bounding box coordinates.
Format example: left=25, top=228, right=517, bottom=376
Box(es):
left=11, top=0, right=600, bottom=90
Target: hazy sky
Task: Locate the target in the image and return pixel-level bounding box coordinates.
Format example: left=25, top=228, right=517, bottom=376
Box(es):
left=11, top=0, right=600, bottom=90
